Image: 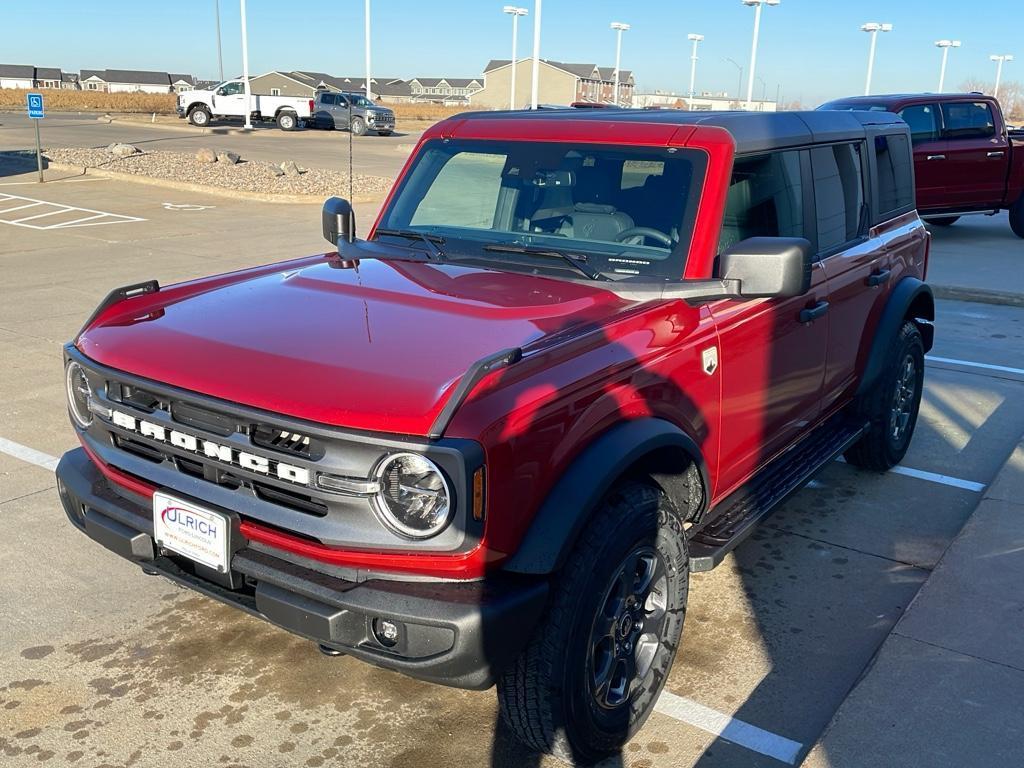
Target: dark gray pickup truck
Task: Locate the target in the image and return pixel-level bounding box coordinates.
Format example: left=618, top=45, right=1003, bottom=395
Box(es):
left=310, top=91, right=396, bottom=136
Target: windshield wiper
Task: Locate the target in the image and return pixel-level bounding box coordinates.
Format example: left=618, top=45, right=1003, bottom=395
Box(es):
left=374, top=228, right=446, bottom=261
left=482, top=244, right=607, bottom=281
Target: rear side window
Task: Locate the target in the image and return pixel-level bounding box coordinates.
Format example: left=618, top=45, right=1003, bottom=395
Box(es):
left=941, top=101, right=996, bottom=139
left=319, top=93, right=335, bottom=105
left=810, top=143, right=865, bottom=252
left=898, top=104, right=939, bottom=144
left=873, top=133, right=914, bottom=217
left=718, top=150, right=805, bottom=253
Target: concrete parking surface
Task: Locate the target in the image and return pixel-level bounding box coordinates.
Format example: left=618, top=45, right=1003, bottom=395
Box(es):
left=1, top=169, right=1023, bottom=767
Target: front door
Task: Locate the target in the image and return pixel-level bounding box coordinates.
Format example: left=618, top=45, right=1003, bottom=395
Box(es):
left=212, top=81, right=246, bottom=117
left=331, top=95, right=352, bottom=129
left=937, top=100, right=1010, bottom=209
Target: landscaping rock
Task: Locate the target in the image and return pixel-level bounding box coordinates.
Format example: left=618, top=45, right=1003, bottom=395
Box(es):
left=216, top=151, right=241, bottom=165
left=281, top=160, right=301, bottom=177
left=107, top=143, right=139, bottom=158
left=268, top=165, right=286, bottom=177
left=195, top=148, right=217, bottom=163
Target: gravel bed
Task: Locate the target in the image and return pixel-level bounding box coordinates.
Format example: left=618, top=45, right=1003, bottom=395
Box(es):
left=38, top=147, right=393, bottom=198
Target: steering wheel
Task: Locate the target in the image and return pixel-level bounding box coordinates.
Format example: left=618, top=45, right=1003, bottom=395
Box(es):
left=615, top=227, right=674, bottom=247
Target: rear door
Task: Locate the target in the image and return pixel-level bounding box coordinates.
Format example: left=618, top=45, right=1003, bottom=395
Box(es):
left=313, top=92, right=334, bottom=126
left=897, top=102, right=947, bottom=210
left=938, top=99, right=1010, bottom=208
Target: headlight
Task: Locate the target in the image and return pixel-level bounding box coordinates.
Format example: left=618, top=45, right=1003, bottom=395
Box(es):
left=373, top=453, right=452, bottom=539
left=65, top=361, right=93, bottom=429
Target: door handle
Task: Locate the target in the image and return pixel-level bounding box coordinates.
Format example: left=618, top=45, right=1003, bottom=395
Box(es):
left=987, top=151, right=1006, bottom=158
left=799, top=301, right=829, bottom=323
left=867, top=268, right=892, bottom=287
left=926, top=154, right=946, bottom=161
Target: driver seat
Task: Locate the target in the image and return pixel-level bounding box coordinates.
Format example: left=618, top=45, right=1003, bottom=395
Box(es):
left=557, top=203, right=634, bottom=242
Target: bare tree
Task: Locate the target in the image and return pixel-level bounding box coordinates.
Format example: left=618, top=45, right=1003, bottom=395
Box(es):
left=958, top=78, right=1024, bottom=122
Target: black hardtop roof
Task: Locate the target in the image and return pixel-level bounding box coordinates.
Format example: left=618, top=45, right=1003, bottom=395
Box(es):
left=449, top=109, right=907, bottom=155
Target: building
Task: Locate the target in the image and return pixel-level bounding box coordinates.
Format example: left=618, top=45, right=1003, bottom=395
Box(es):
left=248, top=71, right=403, bottom=98
left=472, top=59, right=634, bottom=109
left=634, top=90, right=778, bottom=112
left=0, top=64, right=73, bottom=89
left=408, top=77, right=483, bottom=105
left=169, top=74, right=195, bottom=93
left=79, top=69, right=187, bottom=93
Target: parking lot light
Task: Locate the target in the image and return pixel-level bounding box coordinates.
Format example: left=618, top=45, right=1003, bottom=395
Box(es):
left=239, top=0, right=252, bottom=130
left=990, top=54, right=1014, bottom=99
left=687, top=34, right=704, bottom=101
left=365, top=0, right=373, bottom=102
left=530, top=0, right=542, bottom=109
left=503, top=6, right=529, bottom=110
left=861, top=22, right=893, bottom=96
left=742, top=0, right=780, bottom=111
left=935, top=40, right=961, bottom=92
left=610, top=22, right=630, bottom=106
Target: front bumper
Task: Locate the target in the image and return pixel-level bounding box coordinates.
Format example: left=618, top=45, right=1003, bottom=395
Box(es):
left=57, top=447, right=547, bottom=690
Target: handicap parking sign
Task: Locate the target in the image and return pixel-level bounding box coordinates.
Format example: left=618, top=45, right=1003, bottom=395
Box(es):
left=27, top=93, right=44, bottom=119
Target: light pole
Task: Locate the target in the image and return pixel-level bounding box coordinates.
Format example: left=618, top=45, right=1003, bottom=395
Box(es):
left=530, top=0, right=542, bottom=109
left=214, top=0, right=224, bottom=82
left=724, top=57, right=743, bottom=103
left=503, top=6, right=528, bottom=109
left=935, top=39, right=961, bottom=92
left=991, top=54, right=1014, bottom=99
left=687, top=34, right=704, bottom=100
left=742, top=0, right=780, bottom=111
left=364, top=0, right=373, bottom=101
left=610, top=22, right=630, bottom=106
left=239, top=0, right=252, bottom=130
left=861, top=22, right=892, bottom=96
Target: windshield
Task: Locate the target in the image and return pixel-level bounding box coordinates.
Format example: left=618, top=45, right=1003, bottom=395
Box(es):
left=375, top=139, right=706, bottom=280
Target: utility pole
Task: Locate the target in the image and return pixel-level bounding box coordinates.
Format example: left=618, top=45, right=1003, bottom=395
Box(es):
left=240, top=0, right=252, bottom=130
left=365, top=0, right=373, bottom=101
left=214, top=0, right=224, bottom=82
left=610, top=22, right=630, bottom=106
left=743, top=0, right=779, bottom=111
left=530, top=0, right=542, bottom=108
left=503, top=6, right=528, bottom=109
left=687, top=34, right=703, bottom=101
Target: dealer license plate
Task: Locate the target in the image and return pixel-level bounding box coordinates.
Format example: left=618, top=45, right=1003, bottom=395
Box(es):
left=153, top=492, right=230, bottom=572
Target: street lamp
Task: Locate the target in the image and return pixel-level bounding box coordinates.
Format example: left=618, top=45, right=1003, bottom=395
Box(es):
left=503, top=6, right=528, bottom=109
left=742, top=0, right=780, bottom=111
left=214, top=0, right=224, bottom=82
left=687, top=34, right=704, bottom=101
left=935, top=39, right=961, bottom=92
left=365, top=0, right=373, bottom=101
left=610, top=22, right=630, bottom=106
left=530, top=0, right=542, bottom=109
left=239, top=0, right=252, bottom=130
left=991, top=54, right=1014, bottom=99
left=861, top=22, right=893, bottom=96
left=724, top=57, right=743, bottom=103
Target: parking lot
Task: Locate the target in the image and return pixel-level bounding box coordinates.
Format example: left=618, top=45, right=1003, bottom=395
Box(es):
left=1, top=165, right=1023, bottom=768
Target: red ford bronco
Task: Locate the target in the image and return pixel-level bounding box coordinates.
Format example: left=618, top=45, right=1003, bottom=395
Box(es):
left=57, top=108, right=933, bottom=761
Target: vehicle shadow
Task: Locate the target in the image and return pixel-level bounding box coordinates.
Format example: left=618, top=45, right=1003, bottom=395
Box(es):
left=0, top=149, right=50, bottom=178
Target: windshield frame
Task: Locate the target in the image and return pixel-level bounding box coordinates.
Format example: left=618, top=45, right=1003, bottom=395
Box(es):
left=374, top=138, right=708, bottom=282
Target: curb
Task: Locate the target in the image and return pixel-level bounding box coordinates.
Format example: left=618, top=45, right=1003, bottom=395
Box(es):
left=932, top=284, right=1024, bottom=308
left=42, top=161, right=385, bottom=205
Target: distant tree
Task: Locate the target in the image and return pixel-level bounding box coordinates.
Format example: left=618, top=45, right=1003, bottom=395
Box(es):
left=958, top=78, right=1023, bottom=122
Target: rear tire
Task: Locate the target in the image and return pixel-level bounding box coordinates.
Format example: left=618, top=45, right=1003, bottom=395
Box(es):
left=276, top=111, right=298, bottom=131
left=497, top=481, right=689, bottom=763
left=927, top=216, right=960, bottom=226
left=350, top=117, right=367, bottom=137
left=844, top=321, right=925, bottom=471
left=188, top=106, right=211, bottom=127
left=1010, top=196, right=1024, bottom=239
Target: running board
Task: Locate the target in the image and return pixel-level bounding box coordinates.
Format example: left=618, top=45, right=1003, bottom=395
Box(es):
left=688, top=416, right=867, bottom=572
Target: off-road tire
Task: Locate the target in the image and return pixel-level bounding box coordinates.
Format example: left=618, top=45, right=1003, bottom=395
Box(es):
left=276, top=111, right=298, bottom=131
left=928, top=216, right=960, bottom=226
left=1010, top=196, right=1024, bottom=239
left=188, top=106, right=211, bottom=127
left=350, top=117, right=367, bottom=137
left=844, top=320, right=925, bottom=471
left=497, top=481, right=689, bottom=764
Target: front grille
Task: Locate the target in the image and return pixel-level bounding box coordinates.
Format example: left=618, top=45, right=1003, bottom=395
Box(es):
left=113, top=434, right=164, bottom=463
left=253, top=482, right=328, bottom=517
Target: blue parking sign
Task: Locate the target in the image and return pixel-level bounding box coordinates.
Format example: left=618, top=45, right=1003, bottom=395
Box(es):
left=27, top=92, right=44, bottom=119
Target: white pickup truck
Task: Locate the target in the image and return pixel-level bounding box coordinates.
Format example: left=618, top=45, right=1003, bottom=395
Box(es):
left=177, top=80, right=313, bottom=131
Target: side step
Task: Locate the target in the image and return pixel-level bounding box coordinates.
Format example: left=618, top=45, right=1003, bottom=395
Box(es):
left=688, top=415, right=867, bottom=572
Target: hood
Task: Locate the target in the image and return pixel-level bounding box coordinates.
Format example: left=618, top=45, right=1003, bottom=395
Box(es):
left=78, top=254, right=631, bottom=436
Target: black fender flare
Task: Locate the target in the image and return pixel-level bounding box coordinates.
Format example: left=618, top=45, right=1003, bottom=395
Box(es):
left=502, top=418, right=710, bottom=575
left=857, top=277, right=934, bottom=397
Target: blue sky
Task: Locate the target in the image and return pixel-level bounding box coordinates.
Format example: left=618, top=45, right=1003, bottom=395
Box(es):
left=4, top=0, right=1019, bottom=105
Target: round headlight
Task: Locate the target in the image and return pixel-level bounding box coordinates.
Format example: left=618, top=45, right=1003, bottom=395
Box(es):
left=65, top=361, right=93, bottom=429
left=373, top=453, right=452, bottom=539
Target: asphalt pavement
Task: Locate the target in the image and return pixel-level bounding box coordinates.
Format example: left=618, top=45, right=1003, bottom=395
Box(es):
left=1, top=169, right=1023, bottom=767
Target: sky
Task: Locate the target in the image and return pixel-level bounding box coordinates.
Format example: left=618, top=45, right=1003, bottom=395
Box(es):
left=2, top=0, right=1019, bottom=106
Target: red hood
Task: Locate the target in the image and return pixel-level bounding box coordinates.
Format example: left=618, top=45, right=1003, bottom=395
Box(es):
left=78, top=255, right=631, bottom=435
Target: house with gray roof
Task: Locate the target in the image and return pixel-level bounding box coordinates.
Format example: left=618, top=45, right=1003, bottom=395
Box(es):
left=0, top=64, right=73, bottom=89
left=475, top=59, right=634, bottom=109
left=408, top=76, right=483, bottom=104
left=79, top=69, right=182, bottom=93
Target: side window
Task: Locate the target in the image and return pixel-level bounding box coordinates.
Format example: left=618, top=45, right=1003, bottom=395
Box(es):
left=810, top=143, right=865, bottom=253
left=874, top=133, right=914, bottom=217
left=941, top=101, right=996, bottom=140
left=320, top=93, right=335, bottom=105
left=718, top=150, right=805, bottom=253
left=410, top=152, right=506, bottom=229
left=898, top=104, right=939, bottom=144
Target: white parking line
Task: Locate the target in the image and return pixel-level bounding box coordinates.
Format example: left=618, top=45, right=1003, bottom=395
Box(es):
left=0, top=437, right=59, bottom=471
left=0, top=193, right=145, bottom=230
left=926, top=355, right=1024, bottom=377
left=655, top=690, right=803, bottom=764
left=884, top=465, right=986, bottom=492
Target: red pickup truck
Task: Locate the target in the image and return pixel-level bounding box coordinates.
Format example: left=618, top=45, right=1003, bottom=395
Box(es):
left=819, top=93, right=1024, bottom=237
left=57, top=108, right=932, bottom=761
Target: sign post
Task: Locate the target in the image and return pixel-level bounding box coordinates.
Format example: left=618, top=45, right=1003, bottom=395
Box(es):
left=27, top=93, right=45, bottom=183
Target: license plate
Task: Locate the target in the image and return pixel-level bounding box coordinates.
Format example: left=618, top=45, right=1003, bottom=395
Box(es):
left=153, top=492, right=230, bottom=572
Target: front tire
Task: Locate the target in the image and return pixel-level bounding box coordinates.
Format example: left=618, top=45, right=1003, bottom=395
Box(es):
left=498, top=481, right=689, bottom=763
left=188, top=106, right=211, bottom=127
left=844, top=320, right=925, bottom=471
left=927, top=216, right=960, bottom=227
left=350, top=117, right=367, bottom=137
left=1010, top=196, right=1024, bottom=239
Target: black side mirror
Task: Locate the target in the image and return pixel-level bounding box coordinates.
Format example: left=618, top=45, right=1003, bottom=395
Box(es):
left=719, top=237, right=812, bottom=298
left=322, top=197, right=355, bottom=250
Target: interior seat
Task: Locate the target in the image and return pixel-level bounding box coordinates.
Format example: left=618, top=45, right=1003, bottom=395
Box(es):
left=557, top=203, right=634, bottom=241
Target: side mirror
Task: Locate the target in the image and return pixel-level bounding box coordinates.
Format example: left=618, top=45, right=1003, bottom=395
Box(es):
left=322, top=197, right=355, bottom=250
left=719, top=237, right=812, bottom=298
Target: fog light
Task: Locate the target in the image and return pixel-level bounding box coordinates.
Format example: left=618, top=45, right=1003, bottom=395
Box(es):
left=373, top=617, right=400, bottom=647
